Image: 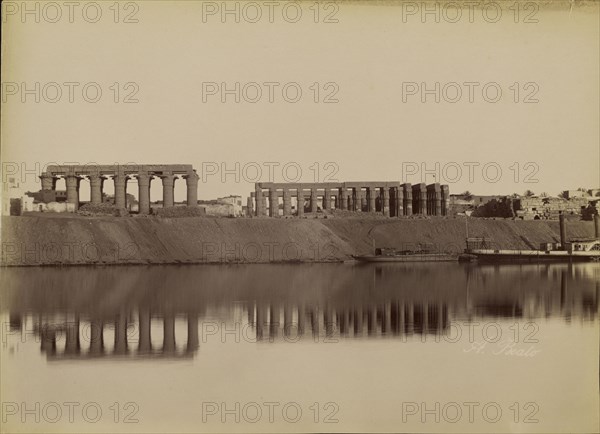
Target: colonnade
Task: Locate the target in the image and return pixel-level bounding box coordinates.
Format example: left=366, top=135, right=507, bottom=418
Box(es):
left=250, top=182, right=450, bottom=217
left=39, top=164, right=199, bottom=214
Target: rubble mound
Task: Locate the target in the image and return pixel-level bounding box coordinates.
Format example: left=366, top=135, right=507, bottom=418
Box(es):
left=77, top=203, right=128, bottom=217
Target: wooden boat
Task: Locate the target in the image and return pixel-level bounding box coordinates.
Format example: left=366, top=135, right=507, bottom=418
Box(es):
left=353, top=247, right=457, bottom=263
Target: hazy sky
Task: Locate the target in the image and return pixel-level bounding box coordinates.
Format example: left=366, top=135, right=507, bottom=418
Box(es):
left=2, top=0, right=599, bottom=201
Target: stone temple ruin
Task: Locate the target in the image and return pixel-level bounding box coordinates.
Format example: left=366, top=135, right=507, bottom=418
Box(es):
left=249, top=182, right=450, bottom=217
left=39, top=164, right=199, bottom=214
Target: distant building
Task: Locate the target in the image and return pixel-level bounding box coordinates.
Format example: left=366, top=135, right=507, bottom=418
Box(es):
left=199, top=195, right=243, bottom=217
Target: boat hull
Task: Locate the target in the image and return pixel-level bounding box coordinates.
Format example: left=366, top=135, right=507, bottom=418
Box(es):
left=353, top=254, right=457, bottom=263
left=469, top=249, right=600, bottom=263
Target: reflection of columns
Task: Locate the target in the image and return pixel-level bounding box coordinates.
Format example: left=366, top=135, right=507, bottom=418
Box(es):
left=369, top=187, right=377, bottom=212
left=40, top=326, right=57, bottom=353
left=187, top=313, right=199, bottom=352
left=297, top=190, right=304, bottom=217
left=310, top=306, right=319, bottom=338
left=89, top=320, right=104, bottom=355
left=184, top=173, right=199, bottom=207
left=324, top=305, right=334, bottom=337
left=137, top=174, right=151, bottom=214
left=163, top=314, right=176, bottom=353
left=297, top=305, right=305, bottom=337
left=310, top=188, right=318, bottom=212
left=382, top=187, right=390, bottom=217
left=65, top=316, right=80, bottom=354
left=255, top=187, right=264, bottom=216
left=138, top=309, right=151, bottom=352
left=114, top=175, right=127, bottom=209
left=269, top=304, right=280, bottom=340
left=406, top=304, right=414, bottom=334
left=40, top=173, right=55, bottom=190
left=354, top=308, right=363, bottom=336
left=89, top=175, right=104, bottom=205
left=283, top=305, right=293, bottom=338
left=283, top=188, right=291, bottom=216
left=323, top=188, right=330, bottom=211
left=269, top=188, right=278, bottom=217
left=161, top=175, right=175, bottom=208
left=256, top=304, right=265, bottom=341
left=114, top=314, right=128, bottom=354
left=65, top=175, right=80, bottom=210
left=403, top=183, right=412, bottom=216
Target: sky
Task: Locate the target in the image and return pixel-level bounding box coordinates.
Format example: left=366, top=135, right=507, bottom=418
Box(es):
left=2, top=0, right=599, bottom=202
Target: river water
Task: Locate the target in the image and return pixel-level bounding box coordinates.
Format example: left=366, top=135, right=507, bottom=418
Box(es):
left=1, top=262, right=598, bottom=433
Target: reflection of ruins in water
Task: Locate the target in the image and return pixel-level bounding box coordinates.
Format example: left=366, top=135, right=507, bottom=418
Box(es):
left=2, top=262, right=598, bottom=361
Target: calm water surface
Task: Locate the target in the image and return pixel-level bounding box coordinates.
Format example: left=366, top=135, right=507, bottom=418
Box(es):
left=1, top=263, right=598, bottom=433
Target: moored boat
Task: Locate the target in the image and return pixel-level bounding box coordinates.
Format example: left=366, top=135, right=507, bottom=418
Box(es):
left=353, top=247, right=457, bottom=262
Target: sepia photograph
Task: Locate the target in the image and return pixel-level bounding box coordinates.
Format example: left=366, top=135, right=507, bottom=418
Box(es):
left=1, top=1, right=599, bottom=432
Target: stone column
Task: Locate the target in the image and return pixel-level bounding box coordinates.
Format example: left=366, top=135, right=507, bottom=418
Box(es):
left=361, top=189, right=367, bottom=211
left=184, top=172, right=199, bottom=207
left=369, top=187, right=377, bottom=212
left=403, top=183, right=412, bottom=216
left=323, top=188, right=330, bottom=211
left=122, top=176, right=130, bottom=209
left=137, top=174, right=151, bottom=214
left=161, top=175, right=175, bottom=208
left=396, top=187, right=404, bottom=217
left=40, top=173, right=54, bottom=190
left=89, top=174, right=104, bottom=205
left=311, top=188, right=318, bottom=212
left=247, top=196, right=253, bottom=216
left=382, top=187, right=390, bottom=217
left=441, top=185, right=449, bottom=216
left=269, top=188, right=278, bottom=217
left=427, top=183, right=441, bottom=216
left=261, top=194, right=267, bottom=216
left=255, top=187, right=264, bottom=216
left=283, top=188, right=291, bottom=216
left=340, top=188, right=348, bottom=210
left=297, top=190, right=304, bottom=217
left=65, top=175, right=80, bottom=210
left=114, top=175, right=127, bottom=209
left=419, top=183, right=427, bottom=215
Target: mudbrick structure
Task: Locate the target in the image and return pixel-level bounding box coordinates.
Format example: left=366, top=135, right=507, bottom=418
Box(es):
left=249, top=182, right=450, bottom=217
left=39, top=164, right=199, bottom=214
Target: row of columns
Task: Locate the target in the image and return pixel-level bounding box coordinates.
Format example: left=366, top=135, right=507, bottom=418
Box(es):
left=252, top=183, right=449, bottom=217
left=40, top=171, right=199, bottom=214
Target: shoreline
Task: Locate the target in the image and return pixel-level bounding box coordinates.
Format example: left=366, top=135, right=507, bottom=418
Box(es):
left=1, top=215, right=595, bottom=267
